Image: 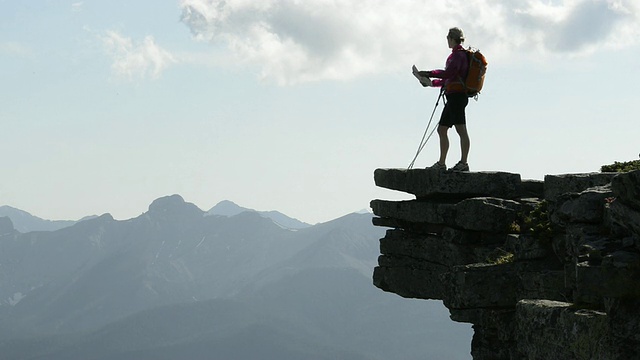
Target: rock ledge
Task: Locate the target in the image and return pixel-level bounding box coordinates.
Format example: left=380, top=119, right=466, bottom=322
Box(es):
left=371, top=168, right=640, bottom=359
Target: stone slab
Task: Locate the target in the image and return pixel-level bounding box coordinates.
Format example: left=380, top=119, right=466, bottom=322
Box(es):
left=442, top=263, right=519, bottom=309
left=608, top=198, right=640, bottom=238
left=373, top=262, right=447, bottom=300
left=549, top=186, right=612, bottom=225
left=544, top=173, right=617, bottom=201
left=370, top=199, right=455, bottom=225
left=611, top=170, right=640, bottom=211
left=374, top=168, right=522, bottom=199
left=574, top=259, right=640, bottom=303
left=371, top=197, right=521, bottom=233
left=379, top=229, right=497, bottom=267
left=454, top=197, right=521, bottom=232
left=371, top=216, right=445, bottom=234
left=518, top=269, right=566, bottom=302
left=606, top=298, right=640, bottom=342
left=515, top=299, right=609, bottom=360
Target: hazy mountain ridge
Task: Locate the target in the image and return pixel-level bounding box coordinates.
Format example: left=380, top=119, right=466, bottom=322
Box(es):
left=206, top=199, right=311, bottom=229
left=0, top=206, right=81, bottom=233
left=0, top=196, right=312, bottom=333
left=0, top=195, right=472, bottom=359
left=0, top=199, right=310, bottom=234
left=11, top=298, right=373, bottom=360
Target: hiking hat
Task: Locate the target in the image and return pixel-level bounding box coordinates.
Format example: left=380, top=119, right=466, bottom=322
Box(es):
left=447, top=27, right=465, bottom=41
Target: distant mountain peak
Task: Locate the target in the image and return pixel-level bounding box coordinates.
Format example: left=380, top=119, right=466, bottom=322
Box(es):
left=147, top=195, right=203, bottom=219
left=148, top=194, right=186, bottom=210
left=207, top=200, right=310, bottom=230
left=207, top=200, right=253, bottom=217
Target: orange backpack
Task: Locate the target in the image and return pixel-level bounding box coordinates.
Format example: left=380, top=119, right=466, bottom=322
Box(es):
left=464, top=48, right=488, bottom=97
left=447, top=48, right=488, bottom=98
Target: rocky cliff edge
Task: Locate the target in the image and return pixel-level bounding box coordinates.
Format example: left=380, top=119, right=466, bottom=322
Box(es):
left=371, top=168, right=640, bottom=360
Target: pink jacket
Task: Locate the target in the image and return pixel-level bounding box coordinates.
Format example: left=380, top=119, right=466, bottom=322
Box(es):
left=427, top=44, right=468, bottom=94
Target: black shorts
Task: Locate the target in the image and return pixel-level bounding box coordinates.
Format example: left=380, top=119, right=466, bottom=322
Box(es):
left=439, top=93, right=469, bottom=128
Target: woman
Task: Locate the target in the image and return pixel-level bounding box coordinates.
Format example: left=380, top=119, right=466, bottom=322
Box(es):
left=412, top=27, right=470, bottom=171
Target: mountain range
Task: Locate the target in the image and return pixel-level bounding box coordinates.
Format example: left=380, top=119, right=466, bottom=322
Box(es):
left=0, top=195, right=472, bottom=360
left=0, top=206, right=81, bottom=233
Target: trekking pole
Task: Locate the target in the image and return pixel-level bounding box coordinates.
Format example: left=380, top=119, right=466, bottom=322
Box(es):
left=408, top=88, right=445, bottom=169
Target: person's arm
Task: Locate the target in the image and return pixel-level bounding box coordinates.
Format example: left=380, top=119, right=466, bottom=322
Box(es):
left=430, top=78, right=444, bottom=88
left=426, top=51, right=467, bottom=87
left=426, top=50, right=466, bottom=81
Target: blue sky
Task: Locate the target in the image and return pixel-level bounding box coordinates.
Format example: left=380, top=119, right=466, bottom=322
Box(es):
left=2, top=0, right=639, bottom=224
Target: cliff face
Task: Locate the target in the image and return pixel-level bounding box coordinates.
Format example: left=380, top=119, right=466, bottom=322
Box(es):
left=371, top=169, right=640, bottom=359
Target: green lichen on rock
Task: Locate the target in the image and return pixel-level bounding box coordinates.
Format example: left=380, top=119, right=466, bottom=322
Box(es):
left=485, top=248, right=515, bottom=265
left=600, top=159, right=640, bottom=173
left=521, top=200, right=555, bottom=243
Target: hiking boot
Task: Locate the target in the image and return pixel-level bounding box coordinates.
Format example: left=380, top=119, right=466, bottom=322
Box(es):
left=426, top=162, right=446, bottom=171
left=450, top=161, right=469, bottom=171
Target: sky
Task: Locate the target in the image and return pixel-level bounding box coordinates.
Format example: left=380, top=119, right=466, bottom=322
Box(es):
left=2, top=0, right=639, bottom=224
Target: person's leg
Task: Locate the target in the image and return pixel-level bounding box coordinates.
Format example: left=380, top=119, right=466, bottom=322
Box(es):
left=437, top=125, right=450, bottom=165
left=454, top=124, right=470, bottom=164
left=429, top=93, right=453, bottom=169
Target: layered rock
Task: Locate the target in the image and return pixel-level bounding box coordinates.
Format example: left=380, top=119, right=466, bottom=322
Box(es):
left=371, top=168, right=640, bottom=359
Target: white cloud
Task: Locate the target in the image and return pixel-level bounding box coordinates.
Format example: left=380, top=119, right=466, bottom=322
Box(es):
left=179, top=0, right=639, bottom=84
left=179, top=0, right=450, bottom=84
left=71, top=2, right=84, bottom=13
left=511, top=0, right=638, bottom=54
left=102, top=31, right=176, bottom=81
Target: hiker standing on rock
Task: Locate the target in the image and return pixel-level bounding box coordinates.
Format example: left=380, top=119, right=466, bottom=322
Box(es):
left=412, top=27, right=470, bottom=171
